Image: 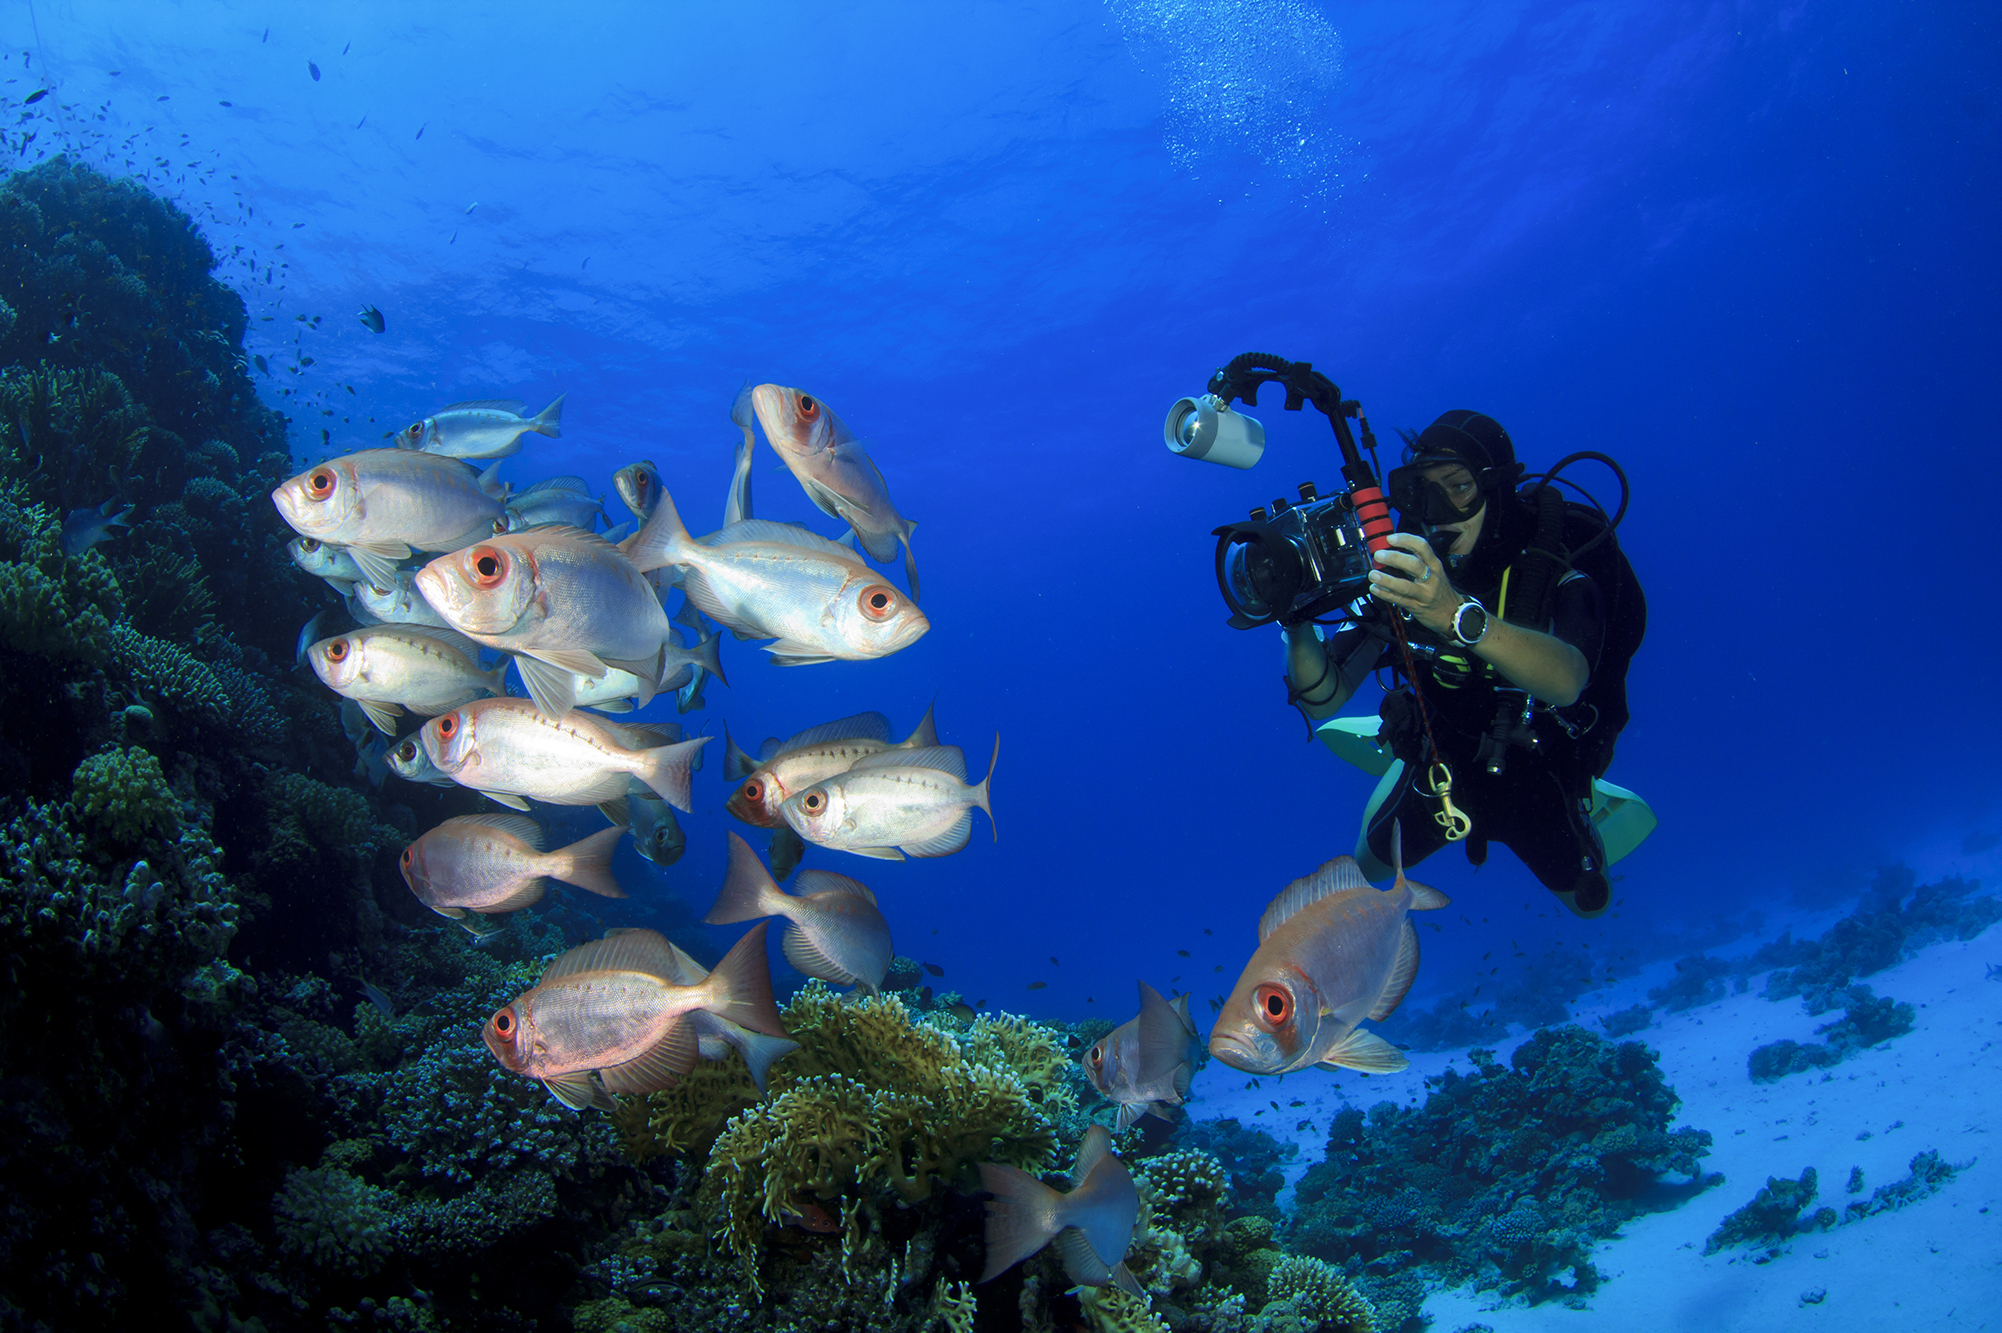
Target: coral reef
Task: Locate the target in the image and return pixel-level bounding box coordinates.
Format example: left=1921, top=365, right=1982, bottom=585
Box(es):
left=1746, top=984, right=1915, bottom=1082
left=1704, top=1167, right=1835, bottom=1255
left=1175, top=1117, right=1298, bottom=1222
left=1598, top=1004, right=1652, bottom=1038
left=1286, top=1026, right=1716, bottom=1306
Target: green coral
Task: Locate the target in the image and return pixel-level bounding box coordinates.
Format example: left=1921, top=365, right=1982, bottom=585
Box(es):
left=71, top=744, right=179, bottom=845
left=1256, top=1255, right=1375, bottom=1333
left=261, top=771, right=403, bottom=871
left=108, top=623, right=232, bottom=724
left=273, top=1166, right=396, bottom=1277
left=1079, top=1285, right=1171, bottom=1332
left=0, top=480, right=123, bottom=662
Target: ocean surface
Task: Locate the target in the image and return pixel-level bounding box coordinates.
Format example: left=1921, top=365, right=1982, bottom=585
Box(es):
left=1, top=3, right=1996, bottom=1330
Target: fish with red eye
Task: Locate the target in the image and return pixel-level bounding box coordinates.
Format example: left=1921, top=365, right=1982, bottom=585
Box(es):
left=1209, top=823, right=1450, bottom=1078
left=1079, top=981, right=1198, bottom=1130
left=270, top=447, right=508, bottom=594
left=722, top=707, right=938, bottom=828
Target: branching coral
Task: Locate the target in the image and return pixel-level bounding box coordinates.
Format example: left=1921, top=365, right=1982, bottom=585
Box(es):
left=72, top=744, right=180, bottom=846
left=273, top=1166, right=397, bottom=1277
left=1287, top=1026, right=1714, bottom=1304
left=0, top=481, right=123, bottom=663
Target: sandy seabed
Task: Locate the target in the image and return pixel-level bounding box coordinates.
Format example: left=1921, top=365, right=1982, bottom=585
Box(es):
left=1187, top=931, right=2002, bottom=1331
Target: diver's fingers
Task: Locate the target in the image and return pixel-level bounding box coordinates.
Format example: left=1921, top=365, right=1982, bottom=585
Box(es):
left=1372, top=545, right=1428, bottom=578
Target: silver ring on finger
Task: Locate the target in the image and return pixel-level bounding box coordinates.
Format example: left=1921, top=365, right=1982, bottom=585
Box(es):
left=1417, top=565, right=1432, bottom=582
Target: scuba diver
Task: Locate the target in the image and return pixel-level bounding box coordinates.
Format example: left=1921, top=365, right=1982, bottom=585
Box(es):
left=1280, top=410, right=1644, bottom=919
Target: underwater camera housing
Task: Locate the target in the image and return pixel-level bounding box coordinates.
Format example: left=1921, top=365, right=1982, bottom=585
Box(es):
left=1169, top=353, right=1396, bottom=629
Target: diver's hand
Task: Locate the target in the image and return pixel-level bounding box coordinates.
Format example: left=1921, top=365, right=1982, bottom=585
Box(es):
left=1368, top=532, right=1461, bottom=635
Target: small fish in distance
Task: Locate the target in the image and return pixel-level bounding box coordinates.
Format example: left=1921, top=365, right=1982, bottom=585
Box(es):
left=923, top=962, right=944, bottom=978
left=484, top=924, right=785, bottom=1111
left=308, top=61, right=320, bottom=81
left=401, top=814, right=626, bottom=934
left=1026, top=982, right=1047, bottom=991
left=979, top=1125, right=1143, bottom=1298
left=706, top=832, right=893, bottom=994
left=397, top=397, right=563, bottom=459
left=61, top=497, right=134, bottom=557
left=1082, top=981, right=1198, bottom=1131
left=1209, top=824, right=1449, bottom=1077
left=357, top=304, right=385, bottom=333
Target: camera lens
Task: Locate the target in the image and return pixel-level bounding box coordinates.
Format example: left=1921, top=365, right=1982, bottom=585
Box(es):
left=1176, top=411, right=1202, bottom=449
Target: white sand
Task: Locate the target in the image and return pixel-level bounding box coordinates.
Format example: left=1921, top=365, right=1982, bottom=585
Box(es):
left=1184, top=931, right=2002, bottom=1330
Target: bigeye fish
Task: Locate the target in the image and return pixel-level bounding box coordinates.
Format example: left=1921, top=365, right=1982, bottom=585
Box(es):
left=483, top=923, right=784, bottom=1111
left=625, top=486, right=927, bottom=666
left=650, top=937, right=799, bottom=1093
left=705, top=832, right=894, bottom=995
left=353, top=568, right=454, bottom=628
left=1208, top=824, right=1450, bottom=1078
left=614, top=460, right=664, bottom=525
left=421, top=696, right=708, bottom=812
left=664, top=600, right=717, bottom=714
left=270, top=448, right=508, bottom=593
left=978, top=1125, right=1144, bottom=1298
left=415, top=518, right=724, bottom=719
left=400, top=814, right=626, bottom=934
left=61, top=497, right=134, bottom=558
left=782, top=738, right=997, bottom=861
left=397, top=396, right=564, bottom=459
left=287, top=536, right=366, bottom=594
left=750, top=384, right=919, bottom=599
left=1083, top=982, right=1197, bottom=1131
left=724, top=706, right=938, bottom=828
left=308, top=625, right=506, bottom=734
left=627, top=791, right=686, bottom=866
left=387, top=733, right=457, bottom=787
left=503, top=475, right=605, bottom=532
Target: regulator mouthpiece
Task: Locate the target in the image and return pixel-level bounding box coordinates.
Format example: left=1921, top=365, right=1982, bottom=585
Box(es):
left=1165, top=394, right=1265, bottom=469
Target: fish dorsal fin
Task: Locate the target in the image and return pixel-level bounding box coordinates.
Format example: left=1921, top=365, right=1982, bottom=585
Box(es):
left=522, top=475, right=590, bottom=495
left=602, top=721, right=683, bottom=750
left=777, top=711, right=892, bottom=755
left=446, top=812, right=544, bottom=851
left=715, top=518, right=859, bottom=563
left=1133, top=981, right=1191, bottom=1085
left=538, top=927, right=679, bottom=982
left=794, top=869, right=877, bottom=906
left=1258, top=856, right=1371, bottom=943
left=1069, top=1124, right=1116, bottom=1190
left=848, top=744, right=966, bottom=782
left=659, top=942, right=709, bottom=986
left=442, top=399, right=528, bottom=414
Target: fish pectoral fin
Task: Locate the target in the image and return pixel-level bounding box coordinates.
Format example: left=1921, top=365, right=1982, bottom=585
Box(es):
left=1114, top=1102, right=1142, bottom=1133
left=514, top=655, right=581, bottom=719
left=355, top=698, right=402, bottom=734
left=596, top=1018, right=699, bottom=1097
left=597, top=797, right=631, bottom=829
left=525, top=646, right=610, bottom=679
left=344, top=543, right=406, bottom=594
left=1110, top=1262, right=1146, bottom=1302
left=480, top=790, right=533, bottom=811
left=766, top=649, right=838, bottom=666
left=431, top=905, right=466, bottom=919
left=1316, top=1027, right=1409, bottom=1076
left=1368, top=920, right=1422, bottom=1022
left=841, top=845, right=907, bottom=862
left=900, top=812, right=973, bottom=859
left=542, top=1071, right=610, bottom=1112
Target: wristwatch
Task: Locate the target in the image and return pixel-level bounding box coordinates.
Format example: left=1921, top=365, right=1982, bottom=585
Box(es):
left=1449, top=598, right=1491, bottom=648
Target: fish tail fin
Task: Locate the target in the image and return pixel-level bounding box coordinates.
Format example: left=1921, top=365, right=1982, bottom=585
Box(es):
left=971, top=734, right=999, bottom=840
left=484, top=658, right=511, bottom=696
left=977, top=1163, right=1063, bottom=1282
left=705, top=831, right=785, bottom=925
left=732, top=1028, right=799, bottom=1095
left=690, top=622, right=727, bottom=688
left=621, top=483, right=694, bottom=575
left=901, top=520, right=919, bottom=602
left=901, top=698, right=939, bottom=750
left=634, top=736, right=709, bottom=812
left=701, top=920, right=785, bottom=1037
left=531, top=393, right=565, bottom=437
left=549, top=825, right=627, bottom=899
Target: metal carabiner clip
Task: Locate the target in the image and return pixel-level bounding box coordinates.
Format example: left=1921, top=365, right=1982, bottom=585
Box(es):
left=1421, top=759, right=1472, bottom=842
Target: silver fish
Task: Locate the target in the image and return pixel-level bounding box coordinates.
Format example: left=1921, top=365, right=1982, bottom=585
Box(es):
left=387, top=733, right=457, bottom=787
left=650, top=937, right=800, bottom=1094
left=353, top=568, right=453, bottom=628
left=400, top=813, right=626, bottom=934
left=287, top=536, right=365, bottom=594
left=397, top=396, right=564, bottom=459
left=627, top=791, right=686, bottom=866
left=421, top=696, right=708, bottom=812
left=504, top=476, right=605, bottom=532
left=270, top=448, right=507, bottom=592
left=61, top=497, right=134, bottom=557
left=484, top=924, right=784, bottom=1111
left=295, top=610, right=329, bottom=669
left=979, top=1125, right=1143, bottom=1297
left=416, top=520, right=718, bottom=719
left=706, top=832, right=894, bottom=994
left=308, top=625, right=506, bottom=734
left=724, top=706, right=938, bottom=828
left=1083, top=982, right=1196, bottom=1131
left=1209, top=825, right=1450, bottom=1077
left=628, top=486, right=927, bottom=666
left=750, top=384, right=919, bottom=598
left=613, top=460, right=663, bottom=525
left=782, top=738, right=996, bottom=861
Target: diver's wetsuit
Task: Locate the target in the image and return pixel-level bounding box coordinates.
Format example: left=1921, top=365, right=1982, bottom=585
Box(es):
left=1328, top=564, right=1611, bottom=906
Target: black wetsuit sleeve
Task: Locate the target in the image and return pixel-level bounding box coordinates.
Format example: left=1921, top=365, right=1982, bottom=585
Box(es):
left=1550, top=571, right=1604, bottom=677
left=1325, top=624, right=1391, bottom=695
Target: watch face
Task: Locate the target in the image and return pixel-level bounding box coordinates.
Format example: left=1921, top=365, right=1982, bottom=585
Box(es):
left=1457, top=602, right=1487, bottom=642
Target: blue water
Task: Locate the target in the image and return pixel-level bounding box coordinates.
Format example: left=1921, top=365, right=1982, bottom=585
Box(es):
left=6, top=0, right=1999, bottom=1323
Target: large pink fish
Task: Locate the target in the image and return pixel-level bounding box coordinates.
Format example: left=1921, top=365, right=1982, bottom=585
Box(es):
left=1209, top=825, right=1449, bottom=1077
left=978, top=1126, right=1144, bottom=1298
left=421, top=696, right=707, bottom=813
left=484, top=924, right=783, bottom=1111
left=750, top=385, right=920, bottom=598
left=399, top=814, right=626, bottom=934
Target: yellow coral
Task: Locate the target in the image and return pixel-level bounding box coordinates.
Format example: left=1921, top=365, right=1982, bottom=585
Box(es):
left=929, top=1278, right=977, bottom=1333
left=1263, top=1254, right=1376, bottom=1333
left=1078, top=1285, right=1170, bottom=1333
